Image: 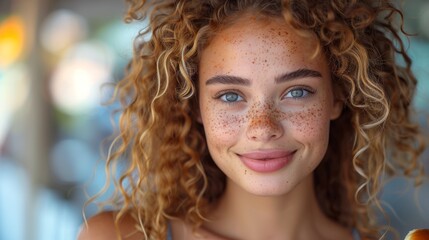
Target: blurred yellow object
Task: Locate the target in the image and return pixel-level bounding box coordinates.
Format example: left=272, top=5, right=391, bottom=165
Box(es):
left=0, top=16, right=25, bottom=68
left=404, top=229, right=429, bottom=240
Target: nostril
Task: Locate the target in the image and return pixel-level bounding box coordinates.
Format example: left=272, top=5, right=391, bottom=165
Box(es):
left=246, top=114, right=283, bottom=141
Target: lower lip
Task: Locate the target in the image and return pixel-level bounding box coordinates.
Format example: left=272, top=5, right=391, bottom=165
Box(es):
left=239, top=152, right=295, bottom=173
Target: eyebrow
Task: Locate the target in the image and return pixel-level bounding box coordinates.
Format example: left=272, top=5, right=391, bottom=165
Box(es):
left=275, top=68, right=322, bottom=84
left=205, top=68, right=322, bottom=86
left=205, top=75, right=251, bottom=86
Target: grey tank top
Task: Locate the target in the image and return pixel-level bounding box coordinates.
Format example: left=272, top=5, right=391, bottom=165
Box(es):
left=167, top=224, right=173, bottom=240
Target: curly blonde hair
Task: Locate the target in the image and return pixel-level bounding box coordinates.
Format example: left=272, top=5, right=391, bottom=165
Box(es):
left=92, top=0, right=426, bottom=239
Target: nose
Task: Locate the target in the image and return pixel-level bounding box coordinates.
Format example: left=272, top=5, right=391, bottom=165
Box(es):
left=246, top=109, right=284, bottom=142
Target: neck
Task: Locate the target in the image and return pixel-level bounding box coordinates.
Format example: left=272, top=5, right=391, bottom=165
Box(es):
left=204, top=174, right=332, bottom=240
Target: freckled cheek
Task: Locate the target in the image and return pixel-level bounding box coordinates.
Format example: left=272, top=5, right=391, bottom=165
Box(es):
left=286, top=105, right=331, bottom=141
left=202, top=105, right=245, bottom=143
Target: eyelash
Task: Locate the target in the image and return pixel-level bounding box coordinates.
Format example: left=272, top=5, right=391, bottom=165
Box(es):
left=214, top=90, right=244, bottom=103
left=214, top=86, right=315, bottom=104
left=282, top=87, right=315, bottom=99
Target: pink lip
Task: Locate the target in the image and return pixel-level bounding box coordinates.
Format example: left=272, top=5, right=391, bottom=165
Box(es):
left=238, top=150, right=296, bottom=173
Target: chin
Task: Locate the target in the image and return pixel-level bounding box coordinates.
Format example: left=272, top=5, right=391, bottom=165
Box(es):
left=237, top=177, right=299, bottom=197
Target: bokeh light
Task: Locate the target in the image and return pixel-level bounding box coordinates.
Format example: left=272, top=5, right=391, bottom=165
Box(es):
left=0, top=63, right=29, bottom=147
left=49, top=41, right=114, bottom=115
left=0, top=15, right=25, bottom=68
left=40, top=9, right=88, bottom=54
left=0, top=159, right=28, bottom=240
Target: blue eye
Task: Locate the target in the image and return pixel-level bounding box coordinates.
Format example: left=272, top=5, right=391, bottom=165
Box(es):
left=284, top=88, right=311, bottom=98
left=220, top=92, right=243, bottom=102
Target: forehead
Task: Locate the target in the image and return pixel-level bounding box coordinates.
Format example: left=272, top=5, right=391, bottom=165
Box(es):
left=209, top=15, right=317, bottom=49
left=218, top=17, right=295, bottom=43
left=199, top=16, right=324, bottom=77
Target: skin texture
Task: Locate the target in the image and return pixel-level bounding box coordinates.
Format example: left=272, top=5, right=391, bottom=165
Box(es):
left=198, top=16, right=342, bottom=197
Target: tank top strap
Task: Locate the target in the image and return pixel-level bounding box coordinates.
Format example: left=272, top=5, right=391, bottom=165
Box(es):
left=167, top=222, right=173, bottom=240
left=352, top=228, right=361, bottom=240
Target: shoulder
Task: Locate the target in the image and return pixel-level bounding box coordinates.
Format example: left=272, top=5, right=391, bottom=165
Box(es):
left=77, top=211, right=145, bottom=240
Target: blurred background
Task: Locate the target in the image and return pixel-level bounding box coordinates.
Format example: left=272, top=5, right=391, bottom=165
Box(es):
left=0, top=0, right=428, bottom=239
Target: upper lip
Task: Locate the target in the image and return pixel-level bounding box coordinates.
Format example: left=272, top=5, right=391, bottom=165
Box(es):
left=238, top=149, right=296, bottom=160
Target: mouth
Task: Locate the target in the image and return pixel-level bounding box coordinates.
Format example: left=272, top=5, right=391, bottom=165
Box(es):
left=238, top=150, right=296, bottom=173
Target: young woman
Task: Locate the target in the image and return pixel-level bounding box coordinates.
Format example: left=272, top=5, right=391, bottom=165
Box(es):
left=79, top=0, right=426, bottom=239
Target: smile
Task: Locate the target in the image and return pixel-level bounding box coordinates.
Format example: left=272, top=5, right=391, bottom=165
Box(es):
left=238, top=150, right=296, bottom=173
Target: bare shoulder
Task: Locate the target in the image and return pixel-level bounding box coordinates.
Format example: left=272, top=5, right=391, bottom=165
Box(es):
left=78, top=211, right=144, bottom=240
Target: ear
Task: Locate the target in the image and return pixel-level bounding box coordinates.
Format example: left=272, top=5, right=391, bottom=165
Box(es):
left=330, top=99, right=344, bottom=120
left=329, top=81, right=344, bottom=120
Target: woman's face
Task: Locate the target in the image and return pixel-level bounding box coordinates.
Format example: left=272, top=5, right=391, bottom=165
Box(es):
left=198, top=16, right=342, bottom=196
